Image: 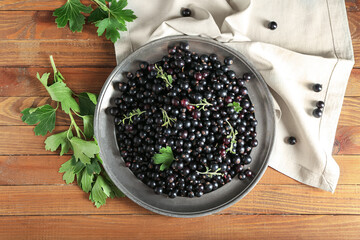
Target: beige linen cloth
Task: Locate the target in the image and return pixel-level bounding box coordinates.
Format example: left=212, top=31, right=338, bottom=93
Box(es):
left=114, top=0, right=354, bottom=192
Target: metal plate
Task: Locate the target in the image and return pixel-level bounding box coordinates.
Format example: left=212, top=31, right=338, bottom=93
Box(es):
left=94, top=36, right=275, bottom=218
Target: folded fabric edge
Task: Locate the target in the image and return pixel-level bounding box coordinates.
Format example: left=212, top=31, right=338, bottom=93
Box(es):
left=269, top=154, right=339, bottom=193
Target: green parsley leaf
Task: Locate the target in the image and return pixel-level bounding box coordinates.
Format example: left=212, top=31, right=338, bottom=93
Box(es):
left=59, top=156, right=86, bottom=184
left=70, top=137, right=99, bottom=164
left=44, top=130, right=72, bottom=155
left=227, top=102, right=242, bottom=113
left=36, top=68, right=80, bottom=114
left=109, top=0, right=136, bottom=23
left=59, top=158, right=76, bottom=184
left=82, top=115, right=94, bottom=139
left=53, top=0, right=92, bottom=32
left=86, top=158, right=101, bottom=175
left=78, top=92, right=97, bottom=116
left=90, top=0, right=137, bottom=43
left=103, top=171, right=125, bottom=198
left=88, top=7, right=107, bottom=23
left=76, top=171, right=83, bottom=187
left=21, top=104, right=56, bottom=136
left=95, top=17, right=127, bottom=43
left=37, top=72, right=51, bottom=87
left=153, top=146, right=175, bottom=171
left=47, top=81, right=80, bottom=114
left=72, top=157, right=85, bottom=174
left=89, top=175, right=111, bottom=208
left=80, top=169, right=94, bottom=193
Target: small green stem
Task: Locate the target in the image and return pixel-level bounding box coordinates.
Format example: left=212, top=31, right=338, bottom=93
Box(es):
left=120, top=109, right=145, bottom=125
left=189, top=98, right=213, bottom=111
left=49, top=55, right=57, bottom=79
left=161, top=108, right=176, bottom=128
left=69, top=112, right=81, bottom=138
left=67, top=123, right=73, bottom=140
left=92, top=0, right=109, bottom=12
left=225, top=120, right=238, bottom=154
left=197, top=167, right=224, bottom=177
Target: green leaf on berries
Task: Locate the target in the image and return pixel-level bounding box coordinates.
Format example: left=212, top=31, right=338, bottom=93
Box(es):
left=153, top=146, right=174, bottom=171
left=227, top=102, right=242, bottom=113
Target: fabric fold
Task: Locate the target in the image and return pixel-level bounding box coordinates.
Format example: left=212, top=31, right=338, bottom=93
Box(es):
left=115, top=0, right=354, bottom=192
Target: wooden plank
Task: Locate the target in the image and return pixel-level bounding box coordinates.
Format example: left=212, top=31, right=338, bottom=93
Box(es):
left=0, top=0, right=93, bottom=10
left=0, top=124, right=359, bottom=155
left=348, top=11, right=360, bottom=40
left=0, top=126, right=68, bottom=155
left=0, top=155, right=66, bottom=185
left=2, top=10, right=360, bottom=41
left=0, top=0, right=358, bottom=12
left=261, top=155, right=360, bottom=185
left=354, top=40, right=360, bottom=68
left=338, top=97, right=360, bottom=126
left=0, top=97, right=83, bottom=126
left=0, top=66, right=359, bottom=97
left=0, top=40, right=116, bottom=67
left=0, top=95, right=357, bottom=126
left=346, top=0, right=360, bottom=12
left=333, top=126, right=360, bottom=155
left=1, top=215, right=360, bottom=240
left=0, top=67, right=110, bottom=97
left=346, top=68, right=360, bottom=96
left=0, top=184, right=359, bottom=216
left=0, top=155, right=358, bottom=186
left=0, top=11, right=104, bottom=40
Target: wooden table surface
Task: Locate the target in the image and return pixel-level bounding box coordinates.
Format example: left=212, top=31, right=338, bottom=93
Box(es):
left=1, top=1, right=360, bottom=239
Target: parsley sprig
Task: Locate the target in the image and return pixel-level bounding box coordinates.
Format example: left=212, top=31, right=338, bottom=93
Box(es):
left=189, top=98, right=213, bottom=111
left=53, top=0, right=137, bottom=43
left=161, top=108, right=177, bottom=128
left=197, top=167, right=224, bottom=178
left=155, top=64, right=173, bottom=87
left=120, top=108, right=145, bottom=125
left=21, top=56, right=124, bottom=208
left=225, top=120, right=238, bottom=154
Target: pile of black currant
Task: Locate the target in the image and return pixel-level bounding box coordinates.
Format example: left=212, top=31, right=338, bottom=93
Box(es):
left=109, top=42, right=258, bottom=198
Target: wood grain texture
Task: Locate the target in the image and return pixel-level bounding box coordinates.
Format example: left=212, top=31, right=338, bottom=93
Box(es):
left=0, top=97, right=82, bottom=126
left=0, top=40, right=116, bottom=67
left=0, top=0, right=93, bottom=10
left=1, top=215, right=360, bottom=240
left=338, top=97, right=360, bottom=126
left=0, top=155, right=358, bottom=186
left=0, top=0, right=357, bottom=11
left=0, top=156, right=66, bottom=185
left=348, top=11, right=360, bottom=40
left=1, top=67, right=359, bottom=97
left=2, top=10, right=360, bottom=41
left=354, top=40, right=360, bottom=68
left=0, top=67, right=110, bottom=97
left=0, top=40, right=357, bottom=68
left=0, top=125, right=358, bottom=155
left=346, top=0, right=360, bottom=12
left=0, top=126, right=68, bottom=155
left=346, top=68, right=360, bottom=96
left=1, top=96, right=358, bottom=126
left=0, top=184, right=359, bottom=216
left=334, top=126, right=360, bottom=154
left=0, top=11, right=104, bottom=40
